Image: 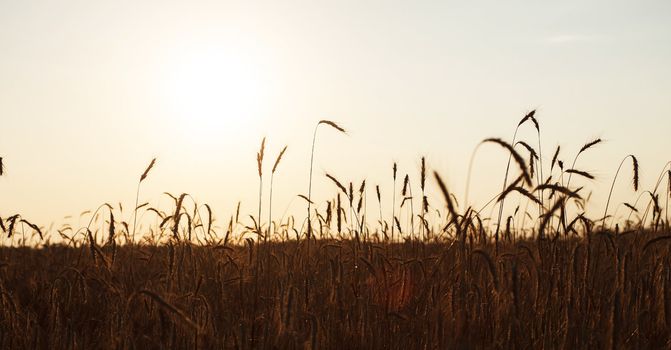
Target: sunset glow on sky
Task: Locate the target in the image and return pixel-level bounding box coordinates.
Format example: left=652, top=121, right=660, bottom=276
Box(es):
left=1, top=0, right=670, bottom=238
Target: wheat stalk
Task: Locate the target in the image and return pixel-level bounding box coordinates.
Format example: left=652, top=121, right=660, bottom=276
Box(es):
left=484, top=133, right=533, bottom=246
left=268, top=145, right=287, bottom=241
left=420, top=157, right=427, bottom=240
left=307, top=120, right=346, bottom=240
left=483, top=138, right=532, bottom=186
left=433, top=171, right=460, bottom=239
left=603, top=155, right=638, bottom=230
left=556, top=138, right=602, bottom=233
left=376, top=185, right=384, bottom=237
left=252, top=137, right=266, bottom=348
left=392, top=162, right=397, bottom=242
left=326, top=173, right=348, bottom=195
left=131, top=158, right=156, bottom=244
left=400, top=174, right=415, bottom=239
left=565, top=169, right=596, bottom=180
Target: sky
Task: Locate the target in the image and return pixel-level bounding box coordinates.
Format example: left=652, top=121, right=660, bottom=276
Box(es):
left=1, top=0, right=670, bottom=240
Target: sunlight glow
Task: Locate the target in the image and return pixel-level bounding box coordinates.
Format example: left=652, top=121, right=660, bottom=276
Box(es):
left=163, top=47, right=267, bottom=144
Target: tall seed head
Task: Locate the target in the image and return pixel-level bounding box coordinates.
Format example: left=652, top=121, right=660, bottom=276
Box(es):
left=359, top=180, right=366, bottom=196
left=272, top=146, right=288, bottom=174
left=578, top=138, right=602, bottom=155
left=529, top=115, right=540, bottom=132
left=631, top=155, right=639, bottom=191
left=336, top=194, right=342, bottom=232
left=257, top=137, right=266, bottom=177
left=550, top=146, right=560, bottom=172
left=7, top=215, right=19, bottom=238
left=318, top=120, right=347, bottom=134
left=420, top=157, right=426, bottom=191
left=518, top=110, right=536, bottom=127
left=108, top=212, right=115, bottom=245
left=482, top=138, right=532, bottom=186
left=433, top=172, right=458, bottom=222
left=402, top=175, right=409, bottom=196
left=326, top=200, right=332, bottom=225
left=140, top=158, right=156, bottom=182
left=326, top=173, right=348, bottom=195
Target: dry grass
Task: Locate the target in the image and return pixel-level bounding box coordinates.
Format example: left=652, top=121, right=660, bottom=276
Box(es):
left=2, top=234, right=671, bottom=348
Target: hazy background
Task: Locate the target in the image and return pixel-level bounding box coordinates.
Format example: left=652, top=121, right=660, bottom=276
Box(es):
left=1, top=0, right=670, bottom=236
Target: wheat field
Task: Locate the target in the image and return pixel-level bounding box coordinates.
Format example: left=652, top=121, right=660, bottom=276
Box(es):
left=1, top=114, right=671, bottom=349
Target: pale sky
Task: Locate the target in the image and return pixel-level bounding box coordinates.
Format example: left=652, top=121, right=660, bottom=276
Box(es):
left=1, top=0, right=670, bottom=239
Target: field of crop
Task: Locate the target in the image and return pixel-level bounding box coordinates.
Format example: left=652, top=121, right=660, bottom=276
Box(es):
left=1, top=115, right=671, bottom=349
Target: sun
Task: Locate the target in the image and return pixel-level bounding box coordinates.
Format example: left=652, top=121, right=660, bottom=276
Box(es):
left=162, top=46, right=267, bottom=145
